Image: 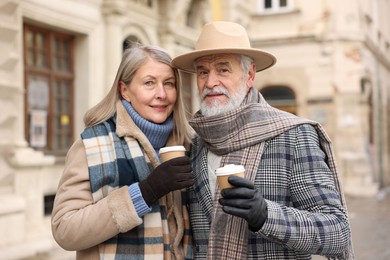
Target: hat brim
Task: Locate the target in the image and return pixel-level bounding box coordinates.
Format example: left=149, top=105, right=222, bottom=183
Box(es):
left=172, top=48, right=277, bottom=73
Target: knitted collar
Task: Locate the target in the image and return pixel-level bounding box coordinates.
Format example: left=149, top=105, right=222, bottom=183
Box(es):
left=121, top=99, right=173, bottom=150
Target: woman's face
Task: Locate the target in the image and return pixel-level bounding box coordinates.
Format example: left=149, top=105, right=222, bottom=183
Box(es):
left=120, top=59, right=177, bottom=124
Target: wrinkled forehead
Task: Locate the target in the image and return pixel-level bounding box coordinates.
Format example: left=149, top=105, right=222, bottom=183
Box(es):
left=194, top=53, right=240, bottom=66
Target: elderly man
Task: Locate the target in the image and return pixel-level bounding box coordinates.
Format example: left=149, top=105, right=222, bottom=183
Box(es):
left=172, top=21, right=353, bottom=259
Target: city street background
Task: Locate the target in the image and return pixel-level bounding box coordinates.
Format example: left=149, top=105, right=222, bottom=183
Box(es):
left=347, top=191, right=390, bottom=260
left=1, top=1, right=389, bottom=259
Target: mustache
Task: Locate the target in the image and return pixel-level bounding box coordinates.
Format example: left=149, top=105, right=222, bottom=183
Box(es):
left=201, top=87, right=230, bottom=99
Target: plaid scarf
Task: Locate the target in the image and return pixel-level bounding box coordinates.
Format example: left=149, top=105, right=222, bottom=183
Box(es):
left=189, top=87, right=353, bottom=259
left=81, top=114, right=192, bottom=259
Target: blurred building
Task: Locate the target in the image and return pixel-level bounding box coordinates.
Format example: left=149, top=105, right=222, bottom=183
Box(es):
left=248, top=0, right=390, bottom=196
left=0, top=0, right=389, bottom=259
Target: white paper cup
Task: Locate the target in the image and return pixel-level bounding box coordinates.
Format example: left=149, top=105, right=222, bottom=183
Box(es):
left=215, top=164, right=245, bottom=189
left=159, top=145, right=186, bottom=162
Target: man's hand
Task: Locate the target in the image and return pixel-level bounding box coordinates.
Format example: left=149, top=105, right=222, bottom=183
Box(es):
left=219, top=175, right=268, bottom=231
left=139, top=156, right=194, bottom=206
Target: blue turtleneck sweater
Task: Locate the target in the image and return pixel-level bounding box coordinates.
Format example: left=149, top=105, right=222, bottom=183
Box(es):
left=121, top=100, right=174, bottom=217
left=121, top=99, right=174, bottom=154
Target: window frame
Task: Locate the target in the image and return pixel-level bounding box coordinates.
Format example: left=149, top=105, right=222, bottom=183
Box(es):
left=23, top=24, right=75, bottom=156
left=260, top=85, right=297, bottom=115
left=257, top=0, right=294, bottom=14
left=44, top=194, right=56, bottom=216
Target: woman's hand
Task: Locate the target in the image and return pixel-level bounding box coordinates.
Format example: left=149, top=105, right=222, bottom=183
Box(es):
left=139, top=156, right=194, bottom=206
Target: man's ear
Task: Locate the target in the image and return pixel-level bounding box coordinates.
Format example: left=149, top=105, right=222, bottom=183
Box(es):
left=246, top=63, right=256, bottom=89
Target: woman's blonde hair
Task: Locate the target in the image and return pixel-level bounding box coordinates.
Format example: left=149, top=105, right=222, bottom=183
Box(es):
left=83, top=44, right=193, bottom=145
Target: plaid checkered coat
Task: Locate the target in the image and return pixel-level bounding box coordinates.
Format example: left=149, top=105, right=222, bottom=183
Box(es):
left=187, top=88, right=352, bottom=259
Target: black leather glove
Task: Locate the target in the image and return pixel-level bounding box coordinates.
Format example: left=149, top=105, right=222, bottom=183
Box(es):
left=139, top=156, right=194, bottom=206
left=219, top=175, right=268, bottom=232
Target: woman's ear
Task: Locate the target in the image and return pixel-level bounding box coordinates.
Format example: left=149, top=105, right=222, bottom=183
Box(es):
left=119, top=81, right=130, bottom=102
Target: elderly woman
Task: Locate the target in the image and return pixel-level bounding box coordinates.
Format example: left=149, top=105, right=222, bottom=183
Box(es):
left=51, top=45, right=194, bottom=259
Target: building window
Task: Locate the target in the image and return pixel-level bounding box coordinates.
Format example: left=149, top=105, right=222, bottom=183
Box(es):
left=123, top=35, right=142, bottom=51
left=260, top=86, right=297, bottom=115
left=258, top=0, right=293, bottom=13
left=181, top=74, right=193, bottom=115
left=23, top=24, right=75, bottom=155
left=44, top=194, right=56, bottom=216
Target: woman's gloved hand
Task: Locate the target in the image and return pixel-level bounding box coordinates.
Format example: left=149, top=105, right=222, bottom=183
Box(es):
left=139, top=156, right=194, bottom=206
left=219, top=175, right=268, bottom=232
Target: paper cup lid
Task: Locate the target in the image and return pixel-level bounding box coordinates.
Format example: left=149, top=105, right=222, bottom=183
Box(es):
left=159, top=146, right=186, bottom=154
left=215, top=164, right=245, bottom=176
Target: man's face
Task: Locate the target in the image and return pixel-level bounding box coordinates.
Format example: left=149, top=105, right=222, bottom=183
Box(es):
left=194, top=54, right=255, bottom=117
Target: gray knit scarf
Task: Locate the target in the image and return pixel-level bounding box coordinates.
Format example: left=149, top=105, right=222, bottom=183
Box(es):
left=189, top=87, right=353, bottom=259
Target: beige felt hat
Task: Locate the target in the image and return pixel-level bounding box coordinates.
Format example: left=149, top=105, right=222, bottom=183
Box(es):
left=172, top=21, right=277, bottom=73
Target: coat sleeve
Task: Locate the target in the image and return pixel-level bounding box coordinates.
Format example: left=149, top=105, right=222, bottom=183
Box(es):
left=51, top=138, right=143, bottom=251
left=257, top=124, right=351, bottom=257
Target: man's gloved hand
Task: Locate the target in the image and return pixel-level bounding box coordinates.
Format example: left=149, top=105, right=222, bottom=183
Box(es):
left=139, top=156, right=194, bottom=206
left=219, top=175, right=268, bottom=232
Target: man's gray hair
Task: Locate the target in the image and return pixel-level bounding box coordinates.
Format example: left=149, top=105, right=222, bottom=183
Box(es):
left=240, top=55, right=254, bottom=75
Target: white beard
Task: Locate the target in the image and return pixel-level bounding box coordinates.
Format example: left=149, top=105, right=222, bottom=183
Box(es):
left=200, top=82, right=248, bottom=117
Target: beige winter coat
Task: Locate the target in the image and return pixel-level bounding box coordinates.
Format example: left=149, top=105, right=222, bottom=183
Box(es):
left=51, top=101, right=185, bottom=259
